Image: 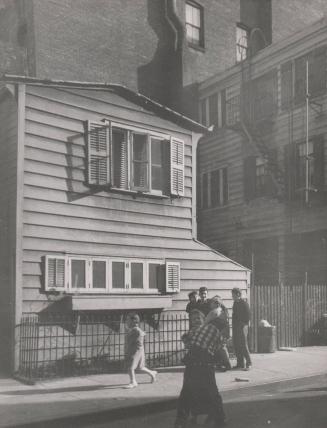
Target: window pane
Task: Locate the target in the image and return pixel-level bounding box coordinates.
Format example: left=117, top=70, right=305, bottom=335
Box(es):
left=133, top=134, right=147, bottom=160
left=92, top=260, right=106, bottom=289
left=185, top=4, right=192, bottom=23
left=112, top=262, right=125, bottom=289
left=211, top=169, right=220, bottom=207
left=132, top=134, right=148, bottom=189
left=151, top=139, right=163, bottom=191
left=71, top=260, right=86, bottom=288
left=149, top=263, right=160, bottom=289
left=112, top=128, right=128, bottom=189
left=131, top=263, right=143, bottom=289
left=193, top=7, right=200, bottom=27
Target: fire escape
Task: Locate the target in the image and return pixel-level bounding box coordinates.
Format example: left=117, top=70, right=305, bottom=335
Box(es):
left=227, top=29, right=285, bottom=199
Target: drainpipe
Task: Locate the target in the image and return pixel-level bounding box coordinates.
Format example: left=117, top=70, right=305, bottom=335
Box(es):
left=164, top=0, right=183, bottom=51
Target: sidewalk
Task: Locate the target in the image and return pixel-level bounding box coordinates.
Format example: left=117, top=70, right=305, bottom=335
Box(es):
left=0, top=346, right=326, bottom=427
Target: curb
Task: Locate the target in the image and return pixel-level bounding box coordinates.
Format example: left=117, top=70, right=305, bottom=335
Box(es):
left=7, top=373, right=326, bottom=428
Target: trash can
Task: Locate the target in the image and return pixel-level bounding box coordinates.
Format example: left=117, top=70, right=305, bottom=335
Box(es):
left=257, top=325, right=276, bottom=353
left=322, top=314, right=327, bottom=345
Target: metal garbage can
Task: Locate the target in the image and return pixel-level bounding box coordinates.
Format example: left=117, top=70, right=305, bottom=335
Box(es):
left=322, top=314, right=327, bottom=345
left=257, top=325, right=276, bottom=353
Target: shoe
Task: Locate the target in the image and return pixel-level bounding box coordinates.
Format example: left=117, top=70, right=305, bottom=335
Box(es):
left=244, top=365, right=252, bottom=371
left=232, top=365, right=244, bottom=370
left=151, top=370, right=158, bottom=383
left=124, top=382, right=138, bottom=389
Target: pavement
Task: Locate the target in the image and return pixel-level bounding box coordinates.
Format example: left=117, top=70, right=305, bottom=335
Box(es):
left=0, top=346, right=326, bottom=428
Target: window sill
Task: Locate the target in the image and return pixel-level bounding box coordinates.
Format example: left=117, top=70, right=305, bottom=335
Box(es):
left=187, top=42, right=205, bottom=53
left=71, top=294, right=173, bottom=311
left=89, top=184, right=170, bottom=200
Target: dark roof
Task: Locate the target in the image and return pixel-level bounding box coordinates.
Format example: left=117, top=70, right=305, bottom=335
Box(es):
left=1, top=74, right=207, bottom=133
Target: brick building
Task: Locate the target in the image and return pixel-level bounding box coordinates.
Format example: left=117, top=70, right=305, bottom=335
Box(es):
left=0, top=0, right=326, bottom=118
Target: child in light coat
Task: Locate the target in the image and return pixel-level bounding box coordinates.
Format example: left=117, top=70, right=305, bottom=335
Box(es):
left=125, top=313, right=157, bottom=388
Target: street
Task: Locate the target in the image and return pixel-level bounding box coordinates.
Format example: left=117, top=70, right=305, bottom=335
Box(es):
left=86, top=375, right=327, bottom=428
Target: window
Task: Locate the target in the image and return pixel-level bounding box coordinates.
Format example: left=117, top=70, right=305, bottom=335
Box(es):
left=284, top=136, right=325, bottom=201
left=208, top=93, right=218, bottom=128
left=244, top=151, right=278, bottom=201
left=243, top=71, right=278, bottom=123
left=185, top=1, right=204, bottom=48
left=281, top=46, right=327, bottom=108
left=236, top=24, right=249, bottom=62
left=87, top=121, right=185, bottom=197
left=201, top=167, right=228, bottom=209
left=45, top=256, right=179, bottom=294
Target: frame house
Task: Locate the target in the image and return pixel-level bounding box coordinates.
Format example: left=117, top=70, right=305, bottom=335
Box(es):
left=0, top=75, right=249, bottom=376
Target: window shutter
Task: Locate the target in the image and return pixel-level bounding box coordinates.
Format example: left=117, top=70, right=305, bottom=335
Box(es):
left=310, top=46, right=326, bottom=97
left=294, top=54, right=307, bottom=105
left=284, top=143, right=297, bottom=200
left=165, top=262, right=180, bottom=293
left=281, top=61, right=293, bottom=110
left=313, top=136, right=325, bottom=190
left=87, top=121, right=110, bottom=186
left=170, top=138, right=185, bottom=196
left=243, top=156, right=256, bottom=201
left=45, top=256, right=66, bottom=290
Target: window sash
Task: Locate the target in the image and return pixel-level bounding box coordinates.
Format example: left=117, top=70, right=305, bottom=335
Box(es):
left=202, top=168, right=228, bottom=208
left=185, top=2, right=203, bottom=46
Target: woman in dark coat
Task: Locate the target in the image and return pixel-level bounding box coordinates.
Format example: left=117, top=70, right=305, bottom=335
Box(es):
left=174, top=299, right=226, bottom=428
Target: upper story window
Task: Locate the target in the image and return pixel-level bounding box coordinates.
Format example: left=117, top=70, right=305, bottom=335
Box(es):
left=200, top=167, right=228, bottom=209
left=87, top=121, right=185, bottom=197
left=236, top=24, right=249, bottom=62
left=244, top=151, right=278, bottom=201
left=198, top=92, right=221, bottom=129
left=45, top=256, right=180, bottom=294
left=185, top=1, right=204, bottom=48
left=281, top=46, right=327, bottom=109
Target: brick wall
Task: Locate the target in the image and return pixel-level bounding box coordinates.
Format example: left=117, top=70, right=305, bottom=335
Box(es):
left=272, top=0, right=327, bottom=44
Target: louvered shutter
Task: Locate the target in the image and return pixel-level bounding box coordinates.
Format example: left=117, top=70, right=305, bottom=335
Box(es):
left=243, top=156, right=256, bottom=201
left=170, top=138, right=184, bottom=196
left=284, top=143, right=297, bottom=201
left=45, top=256, right=66, bottom=290
left=87, top=121, right=110, bottom=186
left=310, top=46, right=326, bottom=97
left=281, top=61, right=293, bottom=110
left=165, top=262, right=180, bottom=293
left=313, top=136, right=325, bottom=190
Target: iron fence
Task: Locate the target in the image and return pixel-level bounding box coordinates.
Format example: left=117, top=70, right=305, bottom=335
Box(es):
left=17, top=312, right=189, bottom=380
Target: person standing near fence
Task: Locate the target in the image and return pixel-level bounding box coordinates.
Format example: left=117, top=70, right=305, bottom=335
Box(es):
left=197, top=286, right=211, bottom=316
left=124, top=313, right=157, bottom=388
left=174, top=303, right=226, bottom=428
left=231, top=287, right=252, bottom=371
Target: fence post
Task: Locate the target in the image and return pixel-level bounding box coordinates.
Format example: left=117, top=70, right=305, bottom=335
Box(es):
left=279, top=280, right=284, bottom=348
left=303, top=274, right=308, bottom=345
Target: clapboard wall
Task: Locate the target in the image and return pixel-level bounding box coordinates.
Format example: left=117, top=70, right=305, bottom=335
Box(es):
left=18, top=83, right=248, bottom=316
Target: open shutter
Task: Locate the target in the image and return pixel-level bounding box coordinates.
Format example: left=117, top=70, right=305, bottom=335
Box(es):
left=310, top=46, right=326, bottom=97
left=284, top=143, right=297, bottom=201
left=165, top=262, right=180, bottom=293
left=243, top=156, right=256, bottom=201
left=87, top=121, right=110, bottom=186
left=170, top=138, right=184, bottom=196
left=313, top=135, right=325, bottom=190
left=281, top=61, right=293, bottom=110
left=45, top=256, right=66, bottom=291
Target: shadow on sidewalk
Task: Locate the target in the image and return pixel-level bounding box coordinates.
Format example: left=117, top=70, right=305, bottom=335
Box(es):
left=0, top=383, right=128, bottom=395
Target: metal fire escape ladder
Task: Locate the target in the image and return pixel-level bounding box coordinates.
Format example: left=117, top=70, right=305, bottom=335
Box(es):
left=239, top=53, right=284, bottom=198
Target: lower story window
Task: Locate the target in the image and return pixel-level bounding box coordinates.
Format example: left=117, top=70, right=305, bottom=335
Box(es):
left=45, top=256, right=180, bottom=294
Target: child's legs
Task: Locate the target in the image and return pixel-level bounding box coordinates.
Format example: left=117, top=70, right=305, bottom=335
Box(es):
left=127, top=366, right=137, bottom=384
left=139, top=366, right=155, bottom=378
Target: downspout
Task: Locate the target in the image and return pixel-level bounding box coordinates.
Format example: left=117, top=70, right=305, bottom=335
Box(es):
left=164, top=0, right=183, bottom=51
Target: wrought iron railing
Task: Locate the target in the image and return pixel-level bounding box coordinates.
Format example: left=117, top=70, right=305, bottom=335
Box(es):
left=17, top=312, right=189, bottom=380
